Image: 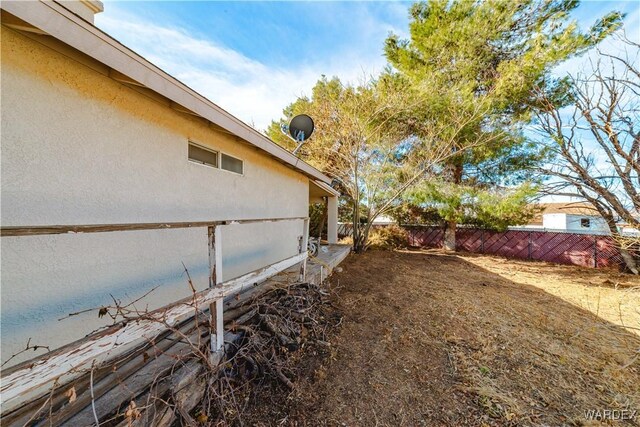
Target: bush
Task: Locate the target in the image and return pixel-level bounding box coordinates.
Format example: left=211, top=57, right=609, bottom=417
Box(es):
left=367, top=225, right=409, bottom=250
left=339, top=235, right=353, bottom=247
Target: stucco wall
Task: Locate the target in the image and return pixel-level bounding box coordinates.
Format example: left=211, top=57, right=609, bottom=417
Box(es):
left=0, top=26, right=308, bottom=365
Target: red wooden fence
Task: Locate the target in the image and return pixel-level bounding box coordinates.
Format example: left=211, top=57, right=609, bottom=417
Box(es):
left=405, top=226, right=624, bottom=269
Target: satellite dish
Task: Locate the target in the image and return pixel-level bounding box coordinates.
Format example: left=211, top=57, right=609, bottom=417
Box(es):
left=289, top=114, right=314, bottom=142
left=280, top=114, right=314, bottom=155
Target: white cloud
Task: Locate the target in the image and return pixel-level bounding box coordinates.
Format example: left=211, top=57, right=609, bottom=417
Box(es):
left=95, top=6, right=402, bottom=132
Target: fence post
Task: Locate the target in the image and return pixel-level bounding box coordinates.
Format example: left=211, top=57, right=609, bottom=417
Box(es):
left=208, top=226, right=224, bottom=355
left=528, top=231, right=532, bottom=260
left=299, top=218, right=309, bottom=282
left=594, top=235, right=598, bottom=268
left=481, top=229, right=484, bottom=253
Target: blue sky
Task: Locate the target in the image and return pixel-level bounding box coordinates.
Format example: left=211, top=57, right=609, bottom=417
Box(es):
left=96, top=1, right=639, bottom=131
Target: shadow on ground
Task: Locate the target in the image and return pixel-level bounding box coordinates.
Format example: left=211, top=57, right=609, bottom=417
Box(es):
left=453, top=249, right=638, bottom=289
left=266, top=249, right=640, bottom=427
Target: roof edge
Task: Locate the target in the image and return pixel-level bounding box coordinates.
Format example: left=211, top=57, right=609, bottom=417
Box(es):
left=313, top=180, right=340, bottom=197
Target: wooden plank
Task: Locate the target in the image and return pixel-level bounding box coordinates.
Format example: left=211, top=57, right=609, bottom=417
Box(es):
left=119, top=330, right=241, bottom=427
left=300, top=219, right=310, bottom=281
left=64, top=339, right=200, bottom=426
left=121, top=332, right=241, bottom=427
left=0, top=252, right=307, bottom=414
left=0, top=216, right=307, bottom=237
left=3, top=314, right=208, bottom=426
left=214, top=227, right=223, bottom=285
left=213, top=227, right=224, bottom=353
left=55, top=321, right=206, bottom=425
left=208, top=226, right=224, bottom=353
left=126, top=359, right=205, bottom=427
left=209, top=225, right=222, bottom=285
left=211, top=299, right=224, bottom=352
left=207, top=226, right=220, bottom=287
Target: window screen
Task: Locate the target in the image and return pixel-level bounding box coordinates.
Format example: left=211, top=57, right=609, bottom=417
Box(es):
left=189, top=143, right=218, bottom=168
left=221, top=153, right=243, bottom=174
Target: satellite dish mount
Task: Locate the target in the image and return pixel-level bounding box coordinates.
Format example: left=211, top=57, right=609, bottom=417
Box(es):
left=281, top=114, right=314, bottom=155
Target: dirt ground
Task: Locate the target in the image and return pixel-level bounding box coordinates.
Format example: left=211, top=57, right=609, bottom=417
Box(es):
left=248, top=249, right=640, bottom=426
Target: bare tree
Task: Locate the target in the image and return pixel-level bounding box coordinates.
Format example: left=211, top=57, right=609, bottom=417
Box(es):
left=534, top=35, right=639, bottom=273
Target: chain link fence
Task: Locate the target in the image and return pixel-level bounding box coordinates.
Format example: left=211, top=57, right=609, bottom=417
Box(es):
left=338, top=222, right=626, bottom=269
left=405, top=225, right=624, bottom=269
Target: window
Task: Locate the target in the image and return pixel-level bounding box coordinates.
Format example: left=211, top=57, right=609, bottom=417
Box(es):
left=188, top=141, right=244, bottom=174
left=221, top=153, right=244, bottom=174
left=581, top=218, right=591, bottom=228
left=188, top=142, right=218, bottom=168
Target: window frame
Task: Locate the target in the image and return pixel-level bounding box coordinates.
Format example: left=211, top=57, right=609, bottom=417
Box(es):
left=187, top=140, right=245, bottom=176
left=188, top=141, right=219, bottom=169
left=220, top=152, right=244, bottom=175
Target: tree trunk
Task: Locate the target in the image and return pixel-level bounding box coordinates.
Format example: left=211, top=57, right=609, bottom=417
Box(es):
left=359, top=222, right=374, bottom=253
left=619, top=247, right=639, bottom=275
left=443, top=163, right=463, bottom=252
left=601, top=214, right=638, bottom=274
left=444, top=220, right=456, bottom=251
left=354, top=223, right=368, bottom=253
left=352, top=197, right=360, bottom=253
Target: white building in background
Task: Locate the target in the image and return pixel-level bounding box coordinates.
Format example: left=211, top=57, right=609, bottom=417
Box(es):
left=511, top=202, right=638, bottom=235
left=372, top=214, right=396, bottom=225
left=542, top=212, right=609, bottom=233
left=620, top=224, right=640, bottom=236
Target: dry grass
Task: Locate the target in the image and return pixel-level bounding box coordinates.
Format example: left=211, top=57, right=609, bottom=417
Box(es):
left=442, top=251, right=640, bottom=425
left=366, top=225, right=410, bottom=250
left=338, top=225, right=410, bottom=250
left=458, top=252, right=640, bottom=337
left=252, top=249, right=640, bottom=426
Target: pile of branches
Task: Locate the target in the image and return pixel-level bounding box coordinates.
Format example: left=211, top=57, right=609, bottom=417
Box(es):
left=202, top=281, right=341, bottom=425
left=2, top=278, right=339, bottom=426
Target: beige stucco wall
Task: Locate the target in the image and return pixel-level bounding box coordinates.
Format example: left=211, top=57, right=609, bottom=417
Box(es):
left=0, top=26, right=308, bottom=365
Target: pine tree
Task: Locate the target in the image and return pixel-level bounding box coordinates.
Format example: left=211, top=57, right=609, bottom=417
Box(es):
left=385, top=0, right=623, bottom=248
